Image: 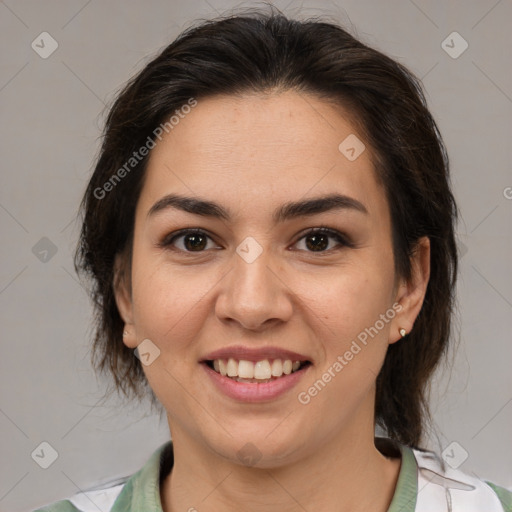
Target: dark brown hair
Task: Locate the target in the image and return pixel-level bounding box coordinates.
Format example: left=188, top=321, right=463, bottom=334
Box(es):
left=74, top=6, right=458, bottom=448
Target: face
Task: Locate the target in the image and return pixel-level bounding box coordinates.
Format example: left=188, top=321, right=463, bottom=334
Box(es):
left=115, top=91, right=428, bottom=467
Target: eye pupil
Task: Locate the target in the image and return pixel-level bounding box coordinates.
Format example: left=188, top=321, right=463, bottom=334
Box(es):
left=306, top=233, right=329, bottom=252
left=185, top=233, right=207, bottom=251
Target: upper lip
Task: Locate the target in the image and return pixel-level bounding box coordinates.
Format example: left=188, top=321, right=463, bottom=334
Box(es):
left=201, top=345, right=311, bottom=363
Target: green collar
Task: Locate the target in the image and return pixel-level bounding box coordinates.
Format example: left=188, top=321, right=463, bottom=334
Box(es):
left=111, top=439, right=418, bottom=511
left=385, top=441, right=418, bottom=512
left=110, top=441, right=173, bottom=511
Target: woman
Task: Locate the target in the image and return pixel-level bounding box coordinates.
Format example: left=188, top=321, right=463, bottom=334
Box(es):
left=35, top=7, right=511, bottom=512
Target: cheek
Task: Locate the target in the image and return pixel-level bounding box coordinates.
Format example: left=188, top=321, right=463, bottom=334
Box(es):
left=128, top=255, right=217, bottom=413
left=299, top=263, right=395, bottom=340
left=294, top=267, right=396, bottom=418
left=130, top=252, right=219, bottom=351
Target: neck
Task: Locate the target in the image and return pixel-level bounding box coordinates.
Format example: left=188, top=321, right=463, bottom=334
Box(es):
left=161, top=418, right=401, bottom=512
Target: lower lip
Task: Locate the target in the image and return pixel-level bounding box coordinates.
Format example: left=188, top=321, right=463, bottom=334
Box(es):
left=202, top=362, right=310, bottom=403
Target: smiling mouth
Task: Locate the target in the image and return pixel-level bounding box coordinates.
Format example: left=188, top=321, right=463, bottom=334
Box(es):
left=204, top=358, right=311, bottom=383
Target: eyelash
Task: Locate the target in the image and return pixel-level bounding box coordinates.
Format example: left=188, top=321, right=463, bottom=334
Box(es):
left=158, top=227, right=353, bottom=255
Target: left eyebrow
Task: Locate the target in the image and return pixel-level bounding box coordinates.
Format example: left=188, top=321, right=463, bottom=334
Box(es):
left=274, top=193, right=368, bottom=222
left=146, top=193, right=368, bottom=223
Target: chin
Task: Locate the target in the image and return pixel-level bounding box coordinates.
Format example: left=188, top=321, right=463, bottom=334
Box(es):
left=201, top=425, right=308, bottom=470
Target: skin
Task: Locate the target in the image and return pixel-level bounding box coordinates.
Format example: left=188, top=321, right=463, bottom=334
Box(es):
left=114, top=90, right=430, bottom=512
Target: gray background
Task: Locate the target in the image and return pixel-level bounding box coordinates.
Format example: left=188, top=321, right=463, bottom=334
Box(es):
left=1, top=0, right=511, bottom=510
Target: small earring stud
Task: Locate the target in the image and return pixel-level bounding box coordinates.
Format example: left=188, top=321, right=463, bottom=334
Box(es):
left=399, top=328, right=407, bottom=338
left=123, top=330, right=129, bottom=337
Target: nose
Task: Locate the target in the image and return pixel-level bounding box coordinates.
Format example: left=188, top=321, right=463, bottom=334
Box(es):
left=215, top=243, right=294, bottom=331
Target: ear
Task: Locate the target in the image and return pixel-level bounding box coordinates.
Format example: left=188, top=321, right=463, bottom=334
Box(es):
left=389, top=236, right=430, bottom=344
left=113, top=252, right=138, bottom=349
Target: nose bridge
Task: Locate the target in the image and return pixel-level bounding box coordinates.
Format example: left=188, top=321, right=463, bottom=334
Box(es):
left=216, top=236, right=292, bottom=329
left=234, top=240, right=274, bottom=296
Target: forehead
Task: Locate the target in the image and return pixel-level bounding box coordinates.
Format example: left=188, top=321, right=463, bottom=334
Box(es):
left=137, top=91, right=386, bottom=222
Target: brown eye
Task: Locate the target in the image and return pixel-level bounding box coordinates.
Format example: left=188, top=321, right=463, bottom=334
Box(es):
left=304, top=232, right=329, bottom=251
left=161, top=229, right=218, bottom=252
left=294, top=228, right=351, bottom=253
left=182, top=232, right=208, bottom=251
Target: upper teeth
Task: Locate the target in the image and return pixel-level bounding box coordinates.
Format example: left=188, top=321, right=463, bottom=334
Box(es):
left=212, top=358, right=302, bottom=379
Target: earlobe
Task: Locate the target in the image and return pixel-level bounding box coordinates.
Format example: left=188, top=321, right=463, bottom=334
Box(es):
left=390, top=237, right=431, bottom=344
left=122, top=327, right=138, bottom=349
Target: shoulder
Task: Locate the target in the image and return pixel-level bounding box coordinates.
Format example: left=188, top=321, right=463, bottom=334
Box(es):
left=33, top=481, right=127, bottom=512
left=33, top=441, right=173, bottom=512
left=486, top=482, right=512, bottom=512
left=410, top=444, right=512, bottom=512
